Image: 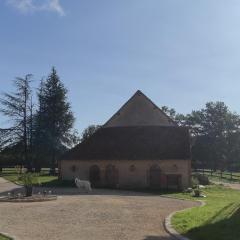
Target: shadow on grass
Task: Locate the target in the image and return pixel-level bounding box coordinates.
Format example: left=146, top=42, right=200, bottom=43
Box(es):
left=185, top=205, right=240, bottom=240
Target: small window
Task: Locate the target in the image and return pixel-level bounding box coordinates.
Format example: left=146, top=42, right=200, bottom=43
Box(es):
left=129, top=165, right=136, bottom=172
left=71, top=165, right=77, bottom=172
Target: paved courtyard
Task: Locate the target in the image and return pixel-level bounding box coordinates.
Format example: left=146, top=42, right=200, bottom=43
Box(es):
left=0, top=178, right=198, bottom=240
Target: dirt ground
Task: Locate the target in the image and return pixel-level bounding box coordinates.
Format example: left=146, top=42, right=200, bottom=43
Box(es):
left=0, top=178, right=197, bottom=240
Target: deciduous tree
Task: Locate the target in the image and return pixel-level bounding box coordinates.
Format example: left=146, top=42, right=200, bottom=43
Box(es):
left=0, top=75, right=33, bottom=170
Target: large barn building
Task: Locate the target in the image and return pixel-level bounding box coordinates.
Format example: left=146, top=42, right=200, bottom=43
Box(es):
left=59, top=90, right=191, bottom=190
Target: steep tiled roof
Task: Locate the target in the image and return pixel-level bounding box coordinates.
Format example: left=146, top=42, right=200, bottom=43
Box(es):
left=61, top=126, right=190, bottom=161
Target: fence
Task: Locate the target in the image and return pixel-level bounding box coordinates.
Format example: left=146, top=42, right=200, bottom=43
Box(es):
left=193, top=169, right=240, bottom=182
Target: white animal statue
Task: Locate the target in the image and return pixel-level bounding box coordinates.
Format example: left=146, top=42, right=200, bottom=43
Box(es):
left=75, top=178, right=92, bottom=193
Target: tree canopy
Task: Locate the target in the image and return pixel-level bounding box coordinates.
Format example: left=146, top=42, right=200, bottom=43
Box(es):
left=162, top=102, right=240, bottom=171
left=81, top=125, right=101, bottom=142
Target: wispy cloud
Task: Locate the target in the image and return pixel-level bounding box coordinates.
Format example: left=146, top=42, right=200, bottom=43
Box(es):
left=6, top=0, right=66, bottom=16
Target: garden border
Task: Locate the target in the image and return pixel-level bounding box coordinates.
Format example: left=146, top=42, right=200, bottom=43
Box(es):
left=164, top=199, right=206, bottom=240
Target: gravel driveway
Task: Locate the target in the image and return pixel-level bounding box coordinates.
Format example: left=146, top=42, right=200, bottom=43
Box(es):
left=0, top=177, right=22, bottom=196
left=0, top=178, right=198, bottom=240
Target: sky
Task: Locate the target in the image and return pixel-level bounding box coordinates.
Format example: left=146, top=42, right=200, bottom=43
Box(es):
left=1, top=0, right=240, bottom=133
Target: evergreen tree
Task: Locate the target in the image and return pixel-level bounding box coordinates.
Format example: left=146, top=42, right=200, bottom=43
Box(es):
left=36, top=67, right=74, bottom=174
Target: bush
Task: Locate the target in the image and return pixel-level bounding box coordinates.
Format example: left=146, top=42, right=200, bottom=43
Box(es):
left=193, top=188, right=201, bottom=197
left=19, top=173, right=40, bottom=197
left=20, top=173, right=40, bottom=186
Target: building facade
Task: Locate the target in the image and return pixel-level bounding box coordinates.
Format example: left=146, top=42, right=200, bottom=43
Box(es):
left=59, top=90, right=191, bottom=190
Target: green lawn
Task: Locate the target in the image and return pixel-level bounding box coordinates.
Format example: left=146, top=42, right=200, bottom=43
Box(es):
left=169, top=185, right=240, bottom=240
left=0, top=168, right=75, bottom=187
left=0, top=234, right=11, bottom=240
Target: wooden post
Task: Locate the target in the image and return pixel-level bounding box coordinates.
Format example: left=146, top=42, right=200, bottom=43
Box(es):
left=230, top=172, right=233, bottom=181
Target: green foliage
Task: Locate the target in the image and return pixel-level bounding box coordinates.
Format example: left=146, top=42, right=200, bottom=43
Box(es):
left=188, top=102, right=240, bottom=170
left=193, top=187, right=201, bottom=197
left=20, top=172, right=40, bottom=187
left=0, top=168, right=74, bottom=187
left=162, top=102, right=240, bottom=171
left=0, top=234, right=11, bottom=240
left=33, top=67, right=75, bottom=171
left=161, top=106, right=176, bottom=118
left=0, top=75, right=33, bottom=168
left=0, top=68, right=77, bottom=170
left=81, top=125, right=101, bottom=142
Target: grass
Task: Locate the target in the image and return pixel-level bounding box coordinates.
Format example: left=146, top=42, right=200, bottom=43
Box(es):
left=0, top=234, right=11, bottom=240
left=168, top=185, right=240, bottom=240
left=0, top=168, right=75, bottom=187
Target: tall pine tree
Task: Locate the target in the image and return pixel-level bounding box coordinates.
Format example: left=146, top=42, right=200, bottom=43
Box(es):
left=36, top=67, right=74, bottom=174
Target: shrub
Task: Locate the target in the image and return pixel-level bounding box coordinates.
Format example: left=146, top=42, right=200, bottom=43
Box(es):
left=193, top=188, right=201, bottom=197
left=20, top=173, right=40, bottom=197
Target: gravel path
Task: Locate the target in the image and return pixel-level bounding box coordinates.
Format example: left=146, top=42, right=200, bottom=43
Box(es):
left=0, top=177, right=22, bottom=197
left=0, top=178, right=198, bottom=240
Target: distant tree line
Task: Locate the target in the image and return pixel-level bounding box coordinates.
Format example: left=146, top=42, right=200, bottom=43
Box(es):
left=0, top=68, right=79, bottom=173
left=161, top=103, right=240, bottom=171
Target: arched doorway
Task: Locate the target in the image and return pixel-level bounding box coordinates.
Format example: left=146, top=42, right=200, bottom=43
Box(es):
left=149, top=164, right=161, bottom=188
left=89, top=165, right=101, bottom=188
left=105, top=164, right=119, bottom=188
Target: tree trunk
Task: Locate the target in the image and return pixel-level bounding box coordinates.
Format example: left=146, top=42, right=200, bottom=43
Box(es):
left=49, top=149, right=56, bottom=175
left=25, top=186, right=33, bottom=197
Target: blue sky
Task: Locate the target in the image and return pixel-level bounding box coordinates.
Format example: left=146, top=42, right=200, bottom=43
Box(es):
left=1, top=0, right=240, bottom=133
